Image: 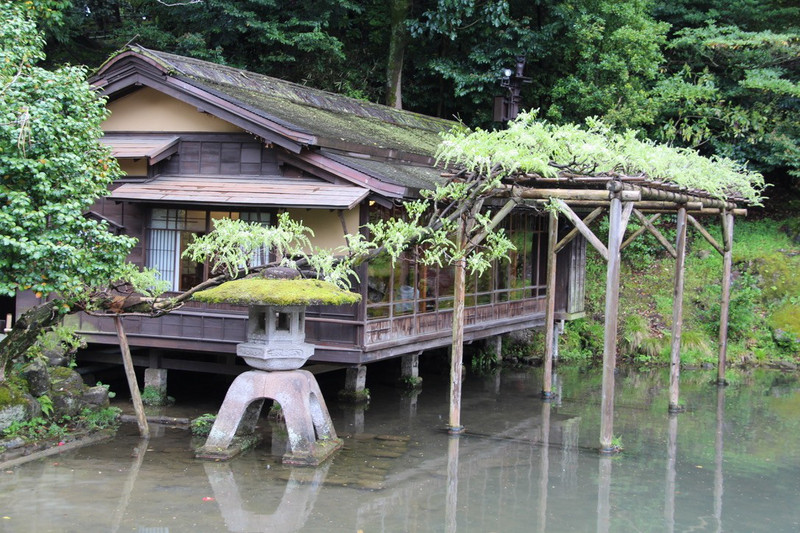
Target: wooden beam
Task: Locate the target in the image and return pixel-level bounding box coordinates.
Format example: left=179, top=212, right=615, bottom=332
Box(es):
left=687, top=214, right=724, bottom=255
left=557, top=200, right=609, bottom=262
left=634, top=209, right=677, bottom=258
left=554, top=206, right=604, bottom=253
left=718, top=211, right=734, bottom=385
left=114, top=316, right=149, bottom=437
left=621, top=213, right=660, bottom=251
left=542, top=210, right=558, bottom=399
left=507, top=187, right=641, bottom=202
left=600, top=190, right=623, bottom=452
left=668, top=206, right=688, bottom=413
left=632, top=184, right=738, bottom=210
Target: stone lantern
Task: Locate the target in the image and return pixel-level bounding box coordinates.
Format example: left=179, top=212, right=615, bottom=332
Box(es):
left=192, top=267, right=360, bottom=465
left=238, top=303, right=314, bottom=371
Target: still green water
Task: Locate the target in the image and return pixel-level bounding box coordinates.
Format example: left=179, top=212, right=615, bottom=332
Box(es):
left=0, top=367, right=798, bottom=532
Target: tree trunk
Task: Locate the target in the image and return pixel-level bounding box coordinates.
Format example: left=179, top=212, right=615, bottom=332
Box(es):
left=386, top=0, right=410, bottom=109
left=114, top=316, right=149, bottom=437
left=0, top=300, right=64, bottom=382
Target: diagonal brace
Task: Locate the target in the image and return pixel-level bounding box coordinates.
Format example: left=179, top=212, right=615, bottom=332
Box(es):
left=555, top=200, right=609, bottom=262
left=554, top=206, right=605, bottom=254
left=633, top=209, right=677, bottom=258
left=687, top=214, right=724, bottom=255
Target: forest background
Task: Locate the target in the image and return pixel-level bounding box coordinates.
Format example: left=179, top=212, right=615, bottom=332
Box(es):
left=34, top=0, right=800, bottom=366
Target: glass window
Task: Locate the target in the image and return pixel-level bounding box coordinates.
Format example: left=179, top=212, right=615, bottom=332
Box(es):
left=146, top=208, right=271, bottom=292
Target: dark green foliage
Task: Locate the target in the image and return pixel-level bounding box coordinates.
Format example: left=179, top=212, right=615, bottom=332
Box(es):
left=190, top=413, right=216, bottom=438
left=0, top=5, right=136, bottom=300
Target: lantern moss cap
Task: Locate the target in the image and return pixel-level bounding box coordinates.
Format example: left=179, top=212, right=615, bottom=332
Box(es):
left=193, top=278, right=361, bottom=307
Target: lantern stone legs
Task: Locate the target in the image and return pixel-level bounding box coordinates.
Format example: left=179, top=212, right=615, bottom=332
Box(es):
left=196, top=369, right=342, bottom=465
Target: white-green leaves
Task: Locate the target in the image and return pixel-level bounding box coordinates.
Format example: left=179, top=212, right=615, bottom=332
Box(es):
left=436, top=110, right=766, bottom=205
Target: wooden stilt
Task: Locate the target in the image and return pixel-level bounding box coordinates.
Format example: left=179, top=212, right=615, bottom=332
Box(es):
left=113, top=316, right=149, bottom=437
left=599, top=187, right=623, bottom=452
left=448, top=252, right=466, bottom=433
left=542, top=209, right=558, bottom=399
left=668, top=206, right=688, bottom=413
left=717, top=212, right=734, bottom=385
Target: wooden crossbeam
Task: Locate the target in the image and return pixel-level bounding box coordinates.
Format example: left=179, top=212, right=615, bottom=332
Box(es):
left=633, top=209, right=677, bottom=258
left=508, top=188, right=641, bottom=202
left=555, top=200, right=609, bottom=261
left=554, top=206, right=604, bottom=253
left=687, top=214, right=724, bottom=255
left=621, top=213, right=660, bottom=251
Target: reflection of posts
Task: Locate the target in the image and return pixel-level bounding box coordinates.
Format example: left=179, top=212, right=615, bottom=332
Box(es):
left=538, top=401, right=551, bottom=532
left=665, top=414, right=678, bottom=533
left=197, top=370, right=341, bottom=465
left=445, top=435, right=460, bottom=533
left=341, top=403, right=366, bottom=434
left=111, top=437, right=150, bottom=533
left=204, top=462, right=329, bottom=533
left=596, top=456, right=612, bottom=533
left=714, top=387, right=725, bottom=533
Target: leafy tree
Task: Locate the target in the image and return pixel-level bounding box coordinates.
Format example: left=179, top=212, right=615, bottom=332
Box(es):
left=0, top=4, right=136, bottom=378
left=651, top=0, right=800, bottom=184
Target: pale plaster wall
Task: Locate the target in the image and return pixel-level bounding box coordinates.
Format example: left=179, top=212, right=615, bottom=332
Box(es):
left=103, top=87, right=242, bottom=133
left=286, top=207, right=362, bottom=250
left=117, top=158, right=147, bottom=176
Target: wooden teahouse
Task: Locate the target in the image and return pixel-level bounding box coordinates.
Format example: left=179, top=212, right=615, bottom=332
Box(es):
left=12, top=46, right=587, bottom=383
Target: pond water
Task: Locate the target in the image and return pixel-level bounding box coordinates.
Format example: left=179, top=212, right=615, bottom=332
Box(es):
left=0, top=365, right=799, bottom=532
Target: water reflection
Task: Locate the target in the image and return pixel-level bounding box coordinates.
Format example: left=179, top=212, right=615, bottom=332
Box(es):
left=714, top=386, right=725, bottom=533
left=204, top=462, right=328, bottom=533
left=0, top=368, right=799, bottom=532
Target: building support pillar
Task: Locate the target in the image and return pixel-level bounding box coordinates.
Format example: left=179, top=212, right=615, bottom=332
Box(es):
left=339, top=365, right=369, bottom=403
left=400, top=352, right=422, bottom=388
left=143, top=368, right=169, bottom=406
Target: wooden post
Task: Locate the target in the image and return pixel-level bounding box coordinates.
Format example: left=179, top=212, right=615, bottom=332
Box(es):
left=717, top=211, right=734, bottom=386
left=542, top=209, right=558, bottom=399
left=668, top=206, right=687, bottom=413
left=599, top=185, right=623, bottom=452
left=113, top=316, right=149, bottom=437
left=448, top=226, right=467, bottom=433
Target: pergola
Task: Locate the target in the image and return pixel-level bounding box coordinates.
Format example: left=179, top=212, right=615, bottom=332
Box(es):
left=525, top=175, right=743, bottom=452
left=434, top=113, right=762, bottom=452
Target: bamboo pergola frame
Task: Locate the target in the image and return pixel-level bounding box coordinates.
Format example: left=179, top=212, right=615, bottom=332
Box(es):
left=525, top=176, right=743, bottom=452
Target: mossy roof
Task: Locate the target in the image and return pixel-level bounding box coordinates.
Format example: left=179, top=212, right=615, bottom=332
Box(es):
left=130, top=46, right=454, bottom=159
left=192, top=278, right=361, bottom=307
left=322, top=151, right=445, bottom=190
